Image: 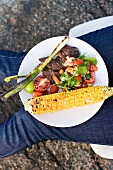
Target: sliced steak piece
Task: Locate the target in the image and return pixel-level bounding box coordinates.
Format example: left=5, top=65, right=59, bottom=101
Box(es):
left=39, top=57, right=63, bottom=71
left=61, top=45, right=80, bottom=57
left=47, top=58, right=63, bottom=71
left=57, top=52, right=66, bottom=62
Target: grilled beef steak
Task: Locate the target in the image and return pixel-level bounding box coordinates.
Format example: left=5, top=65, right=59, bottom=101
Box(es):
left=61, top=45, right=80, bottom=57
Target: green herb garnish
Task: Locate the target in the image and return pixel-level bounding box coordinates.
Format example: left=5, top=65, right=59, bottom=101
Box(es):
left=76, top=63, right=88, bottom=75
left=58, top=72, right=80, bottom=91
left=79, top=53, right=98, bottom=65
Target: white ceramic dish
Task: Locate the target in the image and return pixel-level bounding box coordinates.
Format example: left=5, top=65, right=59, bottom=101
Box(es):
left=90, top=144, right=113, bottom=159
left=18, top=36, right=108, bottom=127
left=69, top=16, right=113, bottom=37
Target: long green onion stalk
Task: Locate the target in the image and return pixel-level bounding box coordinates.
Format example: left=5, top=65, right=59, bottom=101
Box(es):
left=0, top=37, right=69, bottom=101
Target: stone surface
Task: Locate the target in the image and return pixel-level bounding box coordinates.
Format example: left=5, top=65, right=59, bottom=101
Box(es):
left=0, top=0, right=113, bottom=169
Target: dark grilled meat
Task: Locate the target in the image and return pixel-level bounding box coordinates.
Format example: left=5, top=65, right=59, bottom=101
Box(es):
left=57, top=52, right=66, bottom=62
left=42, top=68, right=60, bottom=84
left=61, top=45, right=80, bottom=57
left=39, top=56, right=63, bottom=71
left=39, top=45, right=80, bottom=83
left=47, top=58, right=63, bottom=71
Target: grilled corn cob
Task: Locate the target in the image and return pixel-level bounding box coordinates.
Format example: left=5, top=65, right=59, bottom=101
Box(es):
left=24, top=86, right=113, bottom=114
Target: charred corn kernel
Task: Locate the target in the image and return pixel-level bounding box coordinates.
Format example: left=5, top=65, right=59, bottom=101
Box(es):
left=24, top=86, right=113, bottom=114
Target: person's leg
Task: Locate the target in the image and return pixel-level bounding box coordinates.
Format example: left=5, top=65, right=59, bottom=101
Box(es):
left=1, top=98, right=113, bottom=157
left=78, top=25, right=113, bottom=87
left=0, top=98, right=113, bottom=158
left=0, top=25, right=113, bottom=158
left=0, top=50, right=26, bottom=85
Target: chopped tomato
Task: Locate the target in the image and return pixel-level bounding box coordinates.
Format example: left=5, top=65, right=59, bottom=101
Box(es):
left=34, top=75, right=50, bottom=92
left=84, top=78, right=95, bottom=84
left=64, top=58, right=84, bottom=66
left=32, top=91, right=43, bottom=97
left=89, top=64, right=98, bottom=72
left=75, top=75, right=82, bottom=82
left=90, top=72, right=95, bottom=79
left=50, top=84, right=59, bottom=94
left=73, top=59, right=84, bottom=65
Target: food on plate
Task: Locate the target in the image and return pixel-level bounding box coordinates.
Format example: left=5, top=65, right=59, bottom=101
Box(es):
left=0, top=36, right=69, bottom=101
left=1, top=36, right=99, bottom=121
left=26, top=44, right=98, bottom=96
left=24, top=43, right=102, bottom=114
left=24, top=86, right=113, bottom=114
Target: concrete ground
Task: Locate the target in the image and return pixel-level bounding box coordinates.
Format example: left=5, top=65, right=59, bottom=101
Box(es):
left=0, top=0, right=113, bottom=169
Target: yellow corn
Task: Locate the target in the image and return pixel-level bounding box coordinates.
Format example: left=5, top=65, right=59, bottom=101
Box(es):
left=24, top=86, right=113, bottom=114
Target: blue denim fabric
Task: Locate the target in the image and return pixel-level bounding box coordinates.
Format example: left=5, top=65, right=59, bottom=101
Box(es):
left=0, top=26, right=113, bottom=157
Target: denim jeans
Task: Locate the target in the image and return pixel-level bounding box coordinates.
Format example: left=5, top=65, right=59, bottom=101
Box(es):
left=0, top=25, right=113, bottom=158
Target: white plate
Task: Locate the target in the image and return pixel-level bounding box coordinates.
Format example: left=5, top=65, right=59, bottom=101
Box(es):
left=18, top=36, right=108, bottom=127
left=90, top=144, right=113, bottom=159
left=69, top=16, right=113, bottom=37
